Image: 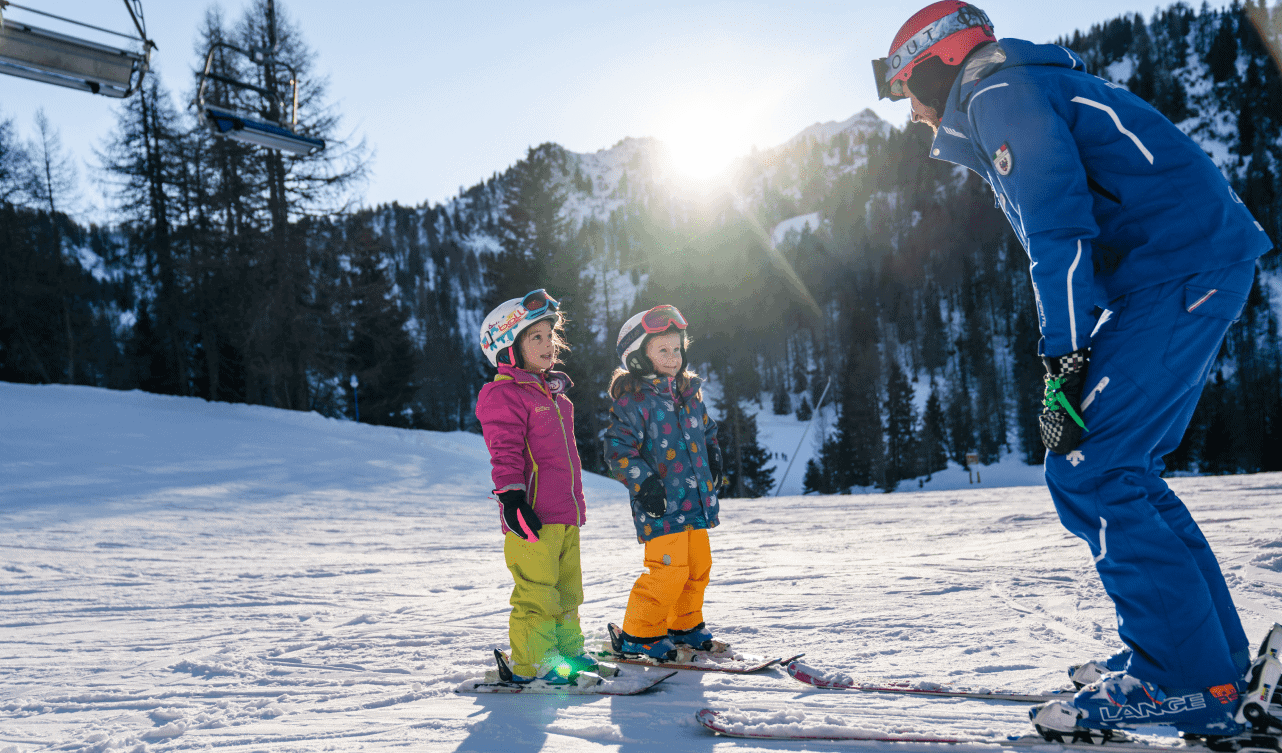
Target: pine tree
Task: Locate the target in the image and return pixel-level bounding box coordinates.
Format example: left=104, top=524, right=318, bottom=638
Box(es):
left=1206, top=13, right=1239, bottom=83
left=772, top=381, right=791, bottom=415
left=717, top=362, right=776, bottom=498
left=882, top=357, right=918, bottom=489
left=795, top=394, right=813, bottom=422
left=345, top=227, right=418, bottom=427
left=919, top=383, right=949, bottom=478
left=24, top=110, right=79, bottom=216
left=100, top=74, right=190, bottom=396
left=802, top=454, right=833, bottom=495
left=0, top=110, right=29, bottom=204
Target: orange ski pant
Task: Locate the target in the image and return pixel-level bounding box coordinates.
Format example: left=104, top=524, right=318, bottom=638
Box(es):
left=621, top=528, right=711, bottom=639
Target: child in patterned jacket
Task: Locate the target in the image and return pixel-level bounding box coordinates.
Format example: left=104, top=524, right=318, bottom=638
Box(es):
left=603, top=304, right=724, bottom=661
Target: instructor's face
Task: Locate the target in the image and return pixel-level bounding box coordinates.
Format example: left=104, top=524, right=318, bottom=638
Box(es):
left=902, top=81, right=941, bottom=135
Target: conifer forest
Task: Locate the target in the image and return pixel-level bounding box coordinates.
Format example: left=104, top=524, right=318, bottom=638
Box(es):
left=2, top=1, right=1280, bottom=494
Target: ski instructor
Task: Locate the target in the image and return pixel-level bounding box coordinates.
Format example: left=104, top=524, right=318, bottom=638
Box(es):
left=872, top=0, right=1273, bottom=740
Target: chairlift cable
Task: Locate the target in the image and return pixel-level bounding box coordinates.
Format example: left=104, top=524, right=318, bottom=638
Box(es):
left=121, top=0, right=155, bottom=50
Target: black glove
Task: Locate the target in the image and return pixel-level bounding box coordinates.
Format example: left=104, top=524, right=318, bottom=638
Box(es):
left=635, top=476, right=667, bottom=518
left=1039, top=348, right=1090, bottom=455
left=497, top=489, right=542, bottom=541
left=707, top=444, right=727, bottom=491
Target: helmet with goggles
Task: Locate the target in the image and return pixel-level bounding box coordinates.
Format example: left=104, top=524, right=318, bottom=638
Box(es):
left=479, top=289, right=560, bottom=368
left=872, top=1, right=994, bottom=101
left=617, top=304, right=688, bottom=375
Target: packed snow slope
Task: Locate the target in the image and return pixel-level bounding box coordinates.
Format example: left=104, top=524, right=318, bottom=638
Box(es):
left=2, top=382, right=1281, bottom=753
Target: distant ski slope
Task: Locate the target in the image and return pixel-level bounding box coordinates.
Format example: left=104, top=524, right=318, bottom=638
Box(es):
left=1, top=382, right=1279, bottom=752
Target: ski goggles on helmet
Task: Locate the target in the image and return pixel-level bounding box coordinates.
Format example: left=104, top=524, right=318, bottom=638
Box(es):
left=639, top=304, right=688, bottom=334
left=521, top=289, right=559, bottom=318
left=872, top=3, right=993, bottom=101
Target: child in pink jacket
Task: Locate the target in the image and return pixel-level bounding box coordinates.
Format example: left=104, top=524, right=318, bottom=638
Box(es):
left=475, top=289, right=595, bottom=685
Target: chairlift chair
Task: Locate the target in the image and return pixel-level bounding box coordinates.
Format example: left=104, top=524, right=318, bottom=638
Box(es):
left=194, top=41, right=324, bottom=156
left=0, top=0, right=153, bottom=98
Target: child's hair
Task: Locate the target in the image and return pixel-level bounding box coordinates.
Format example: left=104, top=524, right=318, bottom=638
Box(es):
left=608, top=366, right=699, bottom=400
left=514, top=311, right=571, bottom=369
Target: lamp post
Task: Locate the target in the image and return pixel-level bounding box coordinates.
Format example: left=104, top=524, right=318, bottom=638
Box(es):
left=350, top=374, right=360, bottom=423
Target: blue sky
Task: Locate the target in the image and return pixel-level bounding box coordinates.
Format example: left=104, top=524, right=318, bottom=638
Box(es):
left=1, top=0, right=1169, bottom=217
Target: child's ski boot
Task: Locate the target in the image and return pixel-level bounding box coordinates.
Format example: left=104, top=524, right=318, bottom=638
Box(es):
left=669, top=623, right=715, bottom=652
left=608, top=623, right=677, bottom=662
left=493, top=649, right=601, bottom=687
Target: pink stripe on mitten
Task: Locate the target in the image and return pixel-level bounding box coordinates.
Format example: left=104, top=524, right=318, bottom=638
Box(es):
left=516, top=510, right=539, bottom=542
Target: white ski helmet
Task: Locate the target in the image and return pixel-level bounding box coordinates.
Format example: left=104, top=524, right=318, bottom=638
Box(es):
left=616, top=304, right=689, bottom=374
left=479, top=289, right=561, bottom=368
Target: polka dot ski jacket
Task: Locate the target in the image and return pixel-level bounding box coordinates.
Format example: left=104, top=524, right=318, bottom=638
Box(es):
left=604, top=375, right=721, bottom=543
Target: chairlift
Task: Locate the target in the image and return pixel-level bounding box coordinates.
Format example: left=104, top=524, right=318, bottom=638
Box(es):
left=0, top=0, right=153, bottom=98
left=194, top=41, right=324, bottom=156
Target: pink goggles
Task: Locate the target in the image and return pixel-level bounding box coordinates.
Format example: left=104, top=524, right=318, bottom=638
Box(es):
left=640, top=304, right=688, bottom=334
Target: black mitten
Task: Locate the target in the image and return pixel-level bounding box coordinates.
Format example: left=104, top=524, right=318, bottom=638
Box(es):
left=707, top=444, right=727, bottom=491
left=497, top=489, right=542, bottom=541
left=1039, top=348, right=1090, bottom=455
left=635, top=476, right=667, bottom=518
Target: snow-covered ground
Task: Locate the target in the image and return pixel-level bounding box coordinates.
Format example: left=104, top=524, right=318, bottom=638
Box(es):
left=2, top=382, right=1280, bottom=752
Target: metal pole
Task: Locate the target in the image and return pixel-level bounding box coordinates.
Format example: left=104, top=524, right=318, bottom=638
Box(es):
left=774, top=375, right=832, bottom=497
left=350, top=374, right=360, bottom=423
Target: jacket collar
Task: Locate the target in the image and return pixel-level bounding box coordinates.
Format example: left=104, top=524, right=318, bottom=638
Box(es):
left=638, top=373, right=704, bottom=401
left=495, top=363, right=573, bottom=396
left=929, top=42, right=1005, bottom=169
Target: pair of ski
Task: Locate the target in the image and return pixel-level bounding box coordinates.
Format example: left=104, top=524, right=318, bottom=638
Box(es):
left=456, top=624, right=801, bottom=696
left=699, top=661, right=1282, bottom=752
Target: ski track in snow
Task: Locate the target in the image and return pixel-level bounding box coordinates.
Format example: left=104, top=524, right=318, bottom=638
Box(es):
left=2, top=383, right=1280, bottom=752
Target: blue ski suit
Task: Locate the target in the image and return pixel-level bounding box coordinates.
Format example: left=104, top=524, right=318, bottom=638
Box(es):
left=929, top=39, right=1272, bottom=690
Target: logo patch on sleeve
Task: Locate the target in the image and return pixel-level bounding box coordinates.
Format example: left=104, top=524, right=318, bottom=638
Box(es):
left=992, top=142, right=1013, bottom=175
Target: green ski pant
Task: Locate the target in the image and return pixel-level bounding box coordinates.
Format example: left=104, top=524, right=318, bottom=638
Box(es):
left=504, top=524, right=585, bottom=677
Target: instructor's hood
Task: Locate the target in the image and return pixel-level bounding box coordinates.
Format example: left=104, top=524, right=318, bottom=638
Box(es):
left=931, top=39, right=1087, bottom=167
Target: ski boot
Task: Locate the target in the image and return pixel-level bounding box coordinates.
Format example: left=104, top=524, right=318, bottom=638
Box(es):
left=1030, top=672, right=1245, bottom=741
left=608, top=623, right=677, bottom=662
left=669, top=623, right=715, bottom=652
left=564, top=653, right=619, bottom=677
left=493, top=649, right=592, bottom=686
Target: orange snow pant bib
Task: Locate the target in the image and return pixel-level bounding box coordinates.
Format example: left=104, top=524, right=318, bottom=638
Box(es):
left=622, top=528, right=711, bottom=639
left=504, top=524, right=585, bottom=677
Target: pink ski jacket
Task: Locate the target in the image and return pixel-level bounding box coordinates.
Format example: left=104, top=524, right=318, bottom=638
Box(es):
left=475, top=364, right=586, bottom=534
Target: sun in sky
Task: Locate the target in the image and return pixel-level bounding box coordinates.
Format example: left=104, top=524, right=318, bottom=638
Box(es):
left=653, top=99, right=757, bottom=181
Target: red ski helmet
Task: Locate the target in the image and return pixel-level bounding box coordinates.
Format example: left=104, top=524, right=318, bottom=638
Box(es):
left=873, top=1, right=995, bottom=101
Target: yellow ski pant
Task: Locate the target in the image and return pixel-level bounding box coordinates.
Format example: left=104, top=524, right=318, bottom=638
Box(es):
left=622, top=528, right=711, bottom=638
left=504, top=524, right=585, bottom=676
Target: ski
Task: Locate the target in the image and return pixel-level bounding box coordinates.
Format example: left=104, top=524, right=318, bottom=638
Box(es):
left=456, top=649, right=675, bottom=695
left=787, top=660, right=1075, bottom=702
left=593, top=623, right=802, bottom=673
left=695, top=709, right=1282, bottom=752
left=457, top=669, right=676, bottom=696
